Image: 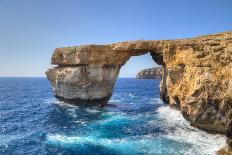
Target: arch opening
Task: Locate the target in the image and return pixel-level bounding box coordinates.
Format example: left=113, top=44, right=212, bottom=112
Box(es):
left=46, top=46, right=166, bottom=106
left=119, top=53, right=160, bottom=78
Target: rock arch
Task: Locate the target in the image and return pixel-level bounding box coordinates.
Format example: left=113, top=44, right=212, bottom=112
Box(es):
left=46, top=31, right=232, bottom=134
left=46, top=41, right=164, bottom=105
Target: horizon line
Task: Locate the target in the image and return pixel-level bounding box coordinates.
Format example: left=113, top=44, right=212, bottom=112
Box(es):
left=0, top=76, right=137, bottom=78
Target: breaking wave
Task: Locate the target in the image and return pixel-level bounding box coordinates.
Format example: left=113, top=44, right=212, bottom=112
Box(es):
left=46, top=106, right=225, bottom=155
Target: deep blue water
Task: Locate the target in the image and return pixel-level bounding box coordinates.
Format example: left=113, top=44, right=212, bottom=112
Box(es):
left=0, top=78, right=225, bottom=155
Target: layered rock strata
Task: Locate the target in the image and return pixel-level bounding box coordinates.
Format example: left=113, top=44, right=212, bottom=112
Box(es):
left=46, top=31, right=232, bottom=151
left=136, top=67, right=162, bottom=79
left=46, top=65, right=119, bottom=105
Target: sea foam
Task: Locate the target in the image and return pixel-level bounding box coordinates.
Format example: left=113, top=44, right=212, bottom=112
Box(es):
left=156, top=106, right=226, bottom=155
left=46, top=106, right=226, bottom=155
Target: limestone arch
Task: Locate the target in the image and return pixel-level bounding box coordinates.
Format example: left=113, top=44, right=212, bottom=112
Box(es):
left=46, top=31, right=232, bottom=138
left=46, top=41, right=167, bottom=106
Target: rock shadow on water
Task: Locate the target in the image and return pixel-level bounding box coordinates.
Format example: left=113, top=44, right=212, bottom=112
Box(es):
left=44, top=101, right=107, bottom=133
left=55, top=95, right=111, bottom=107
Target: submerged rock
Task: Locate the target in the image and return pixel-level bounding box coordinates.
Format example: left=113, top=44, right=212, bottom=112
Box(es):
left=46, top=31, right=232, bottom=148
left=136, top=67, right=163, bottom=79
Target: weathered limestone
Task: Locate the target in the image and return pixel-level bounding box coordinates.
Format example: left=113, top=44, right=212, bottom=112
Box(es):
left=46, top=66, right=119, bottom=105
left=136, top=67, right=163, bottom=79
left=46, top=40, right=164, bottom=105
left=46, top=31, right=232, bottom=151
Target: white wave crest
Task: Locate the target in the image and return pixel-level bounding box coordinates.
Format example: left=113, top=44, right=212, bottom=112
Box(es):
left=155, top=106, right=226, bottom=155
left=45, top=134, right=180, bottom=154
left=85, top=108, right=101, bottom=114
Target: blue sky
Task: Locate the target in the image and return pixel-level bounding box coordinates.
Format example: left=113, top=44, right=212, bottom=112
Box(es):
left=0, top=0, right=231, bottom=77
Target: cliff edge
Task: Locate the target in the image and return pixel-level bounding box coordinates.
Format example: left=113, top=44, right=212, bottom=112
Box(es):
left=136, top=67, right=162, bottom=79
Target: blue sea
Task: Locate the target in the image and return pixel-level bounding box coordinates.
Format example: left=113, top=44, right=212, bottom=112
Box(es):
left=0, top=78, right=225, bottom=155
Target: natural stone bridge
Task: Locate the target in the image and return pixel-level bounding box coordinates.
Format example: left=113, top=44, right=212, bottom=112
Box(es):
left=46, top=31, right=232, bottom=137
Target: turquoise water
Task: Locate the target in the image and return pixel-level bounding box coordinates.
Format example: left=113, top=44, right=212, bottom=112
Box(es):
left=0, top=78, right=225, bottom=154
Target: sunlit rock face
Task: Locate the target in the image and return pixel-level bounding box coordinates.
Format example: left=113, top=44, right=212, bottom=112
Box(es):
left=46, top=41, right=164, bottom=105
left=46, top=66, right=120, bottom=105
left=46, top=31, right=232, bottom=136
left=160, top=32, right=232, bottom=134
left=136, top=67, right=163, bottom=79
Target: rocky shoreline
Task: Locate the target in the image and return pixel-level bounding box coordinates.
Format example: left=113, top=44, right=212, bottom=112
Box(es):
left=46, top=31, right=232, bottom=154
left=136, top=67, right=162, bottom=79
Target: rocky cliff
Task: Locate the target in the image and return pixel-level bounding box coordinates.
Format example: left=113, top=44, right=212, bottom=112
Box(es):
left=136, top=67, right=162, bottom=79
left=46, top=31, right=232, bottom=152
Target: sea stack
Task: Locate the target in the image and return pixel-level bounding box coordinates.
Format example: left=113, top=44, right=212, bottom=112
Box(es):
left=46, top=31, right=232, bottom=147
left=136, top=67, right=162, bottom=79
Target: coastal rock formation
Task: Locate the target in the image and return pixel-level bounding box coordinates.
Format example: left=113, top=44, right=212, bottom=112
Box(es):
left=136, top=67, right=162, bottom=79
left=46, top=31, right=232, bottom=151
left=46, top=66, right=119, bottom=105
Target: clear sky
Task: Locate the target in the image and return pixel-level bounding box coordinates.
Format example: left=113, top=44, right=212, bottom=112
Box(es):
left=0, top=0, right=231, bottom=77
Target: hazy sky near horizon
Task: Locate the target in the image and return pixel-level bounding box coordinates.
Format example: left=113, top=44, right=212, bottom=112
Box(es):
left=0, top=0, right=231, bottom=77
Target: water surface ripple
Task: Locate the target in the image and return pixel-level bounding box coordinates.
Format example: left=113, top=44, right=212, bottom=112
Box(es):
left=0, top=78, right=225, bottom=154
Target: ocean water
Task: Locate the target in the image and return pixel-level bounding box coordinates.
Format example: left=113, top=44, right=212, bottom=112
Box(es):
left=0, top=77, right=225, bottom=155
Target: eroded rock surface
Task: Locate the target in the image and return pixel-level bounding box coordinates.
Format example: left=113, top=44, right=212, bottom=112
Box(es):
left=136, top=67, right=163, bottom=79
left=46, top=31, right=232, bottom=142
left=46, top=66, right=119, bottom=105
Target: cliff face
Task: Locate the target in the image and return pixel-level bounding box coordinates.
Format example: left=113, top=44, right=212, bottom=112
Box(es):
left=46, top=66, right=119, bottom=105
left=46, top=31, right=232, bottom=145
left=160, top=33, right=232, bottom=134
left=136, top=67, right=162, bottom=79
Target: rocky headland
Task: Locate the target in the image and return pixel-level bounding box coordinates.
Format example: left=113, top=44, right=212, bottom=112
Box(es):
left=46, top=31, right=232, bottom=153
left=136, top=67, right=162, bottom=79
